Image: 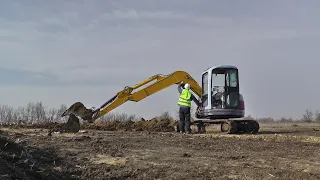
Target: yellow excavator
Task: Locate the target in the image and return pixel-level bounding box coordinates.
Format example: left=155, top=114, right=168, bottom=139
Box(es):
left=61, top=65, right=259, bottom=134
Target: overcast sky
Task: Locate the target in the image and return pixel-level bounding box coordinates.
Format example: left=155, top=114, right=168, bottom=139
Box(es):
left=1, top=0, right=319, bottom=120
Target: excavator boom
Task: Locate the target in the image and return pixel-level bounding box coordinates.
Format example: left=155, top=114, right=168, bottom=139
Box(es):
left=61, top=71, right=202, bottom=122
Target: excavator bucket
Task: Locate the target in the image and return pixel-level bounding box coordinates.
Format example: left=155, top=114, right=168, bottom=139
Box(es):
left=65, top=114, right=81, bottom=132
left=61, top=102, right=96, bottom=123
left=47, top=114, right=81, bottom=136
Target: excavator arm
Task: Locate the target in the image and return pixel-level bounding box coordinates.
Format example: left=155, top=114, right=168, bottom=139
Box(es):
left=61, top=71, right=202, bottom=122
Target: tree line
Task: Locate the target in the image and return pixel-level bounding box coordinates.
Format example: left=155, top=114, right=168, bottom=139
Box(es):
left=243, top=109, right=320, bottom=123
left=0, top=102, right=68, bottom=125
left=0, top=101, right=141, bottom=125
left=0, top=101, right=319, bottom=125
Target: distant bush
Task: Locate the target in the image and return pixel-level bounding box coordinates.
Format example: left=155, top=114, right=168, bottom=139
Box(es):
left=98, top=112, right=137, bottom=122
left=155, top=111, right=175, bottom=121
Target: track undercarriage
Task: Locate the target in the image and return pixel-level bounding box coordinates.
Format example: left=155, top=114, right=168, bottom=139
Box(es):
left=218, top=119, right=259, bottom=134
left=177, top=119, right=260, bottom=134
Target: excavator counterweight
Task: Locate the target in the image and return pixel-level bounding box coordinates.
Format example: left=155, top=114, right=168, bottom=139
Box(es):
left=61, top=65, right=259, bottom=134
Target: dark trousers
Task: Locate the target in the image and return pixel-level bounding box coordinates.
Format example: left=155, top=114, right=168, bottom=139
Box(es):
left=179, top=106, right=191, bottom=133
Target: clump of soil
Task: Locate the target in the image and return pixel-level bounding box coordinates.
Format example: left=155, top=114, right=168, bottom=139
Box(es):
left=0, top=132, right=25, bottom=154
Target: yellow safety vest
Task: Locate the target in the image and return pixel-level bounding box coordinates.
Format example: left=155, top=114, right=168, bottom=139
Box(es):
left=178, top=89, right=192, bottom=107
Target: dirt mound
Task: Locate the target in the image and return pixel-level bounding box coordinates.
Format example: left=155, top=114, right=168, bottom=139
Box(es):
left=0, top=117, right=178, bottom=133
left=0, top=132, right=25, bottom=154
left=0, top=132, right=74, bottom=180
left=134, top=118, right=177, bottom=132
left=82, top=118, right=177, bottom=132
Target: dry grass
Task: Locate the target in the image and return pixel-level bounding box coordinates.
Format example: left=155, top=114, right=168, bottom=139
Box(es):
left=188, top=121, right=320, bottom=144
left=193, top=131, right=320, bottom=144
left=259, top=122, right=320, bottom=128
left=90, top=154, right=128, bottom=165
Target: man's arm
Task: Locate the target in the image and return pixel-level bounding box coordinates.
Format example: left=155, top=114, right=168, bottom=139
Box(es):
left=177, top=83, right=184, bottom=94
left=190, top=94, right=201, bottom=107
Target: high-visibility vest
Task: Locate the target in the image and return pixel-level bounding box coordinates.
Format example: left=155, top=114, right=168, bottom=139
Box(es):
left=178, top=89, right=192, bottom=107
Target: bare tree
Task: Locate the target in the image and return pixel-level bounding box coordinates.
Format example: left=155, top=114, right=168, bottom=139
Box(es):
left=0, top=105, right=6, bottom=124
left=0, top=105, right=14, bottom=124
left=302, top=109, right=313, bottom=123
left=35, top=102, right=46, bottom=122
left=26, top=102, right=35, bottom=123
left=315, top=110, right=320, bottom=123
left=56, top=104, right=68, bottom=122
left=16, top=106, right=27, bottom=122
left=158, top=111, right=174, bottom=121
left=46, top=108, right=57, bottom=123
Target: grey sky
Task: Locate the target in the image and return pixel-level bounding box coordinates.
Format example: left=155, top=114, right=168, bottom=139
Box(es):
left=0, top=0, right=320, bottom=120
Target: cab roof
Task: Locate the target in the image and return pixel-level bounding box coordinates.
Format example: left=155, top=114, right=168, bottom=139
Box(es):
left=203, top=65, right=238, bottom=72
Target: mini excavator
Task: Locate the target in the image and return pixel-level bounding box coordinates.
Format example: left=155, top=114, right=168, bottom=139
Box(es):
left=61, top=65, right=259, bottom=134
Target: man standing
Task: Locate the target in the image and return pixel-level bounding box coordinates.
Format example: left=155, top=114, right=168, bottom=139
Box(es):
left=177, top=82, right=199, bottom=133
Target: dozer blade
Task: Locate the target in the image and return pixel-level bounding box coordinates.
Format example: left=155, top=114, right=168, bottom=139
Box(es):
left=61, top=102, right=96, bottom=123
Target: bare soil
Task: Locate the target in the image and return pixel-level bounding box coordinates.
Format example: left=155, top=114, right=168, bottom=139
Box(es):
left=0, top=123, right=320, bottom=180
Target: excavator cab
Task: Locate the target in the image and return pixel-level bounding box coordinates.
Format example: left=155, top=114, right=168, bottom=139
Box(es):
left=196, top=65, right=245, bottom=119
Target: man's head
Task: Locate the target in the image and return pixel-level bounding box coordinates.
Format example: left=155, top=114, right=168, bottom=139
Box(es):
left=184, top=83, right=190, bottom=90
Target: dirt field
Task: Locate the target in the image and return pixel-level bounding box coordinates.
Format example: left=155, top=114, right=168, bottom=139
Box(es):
left=1, top=122, right=320, bottom=180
